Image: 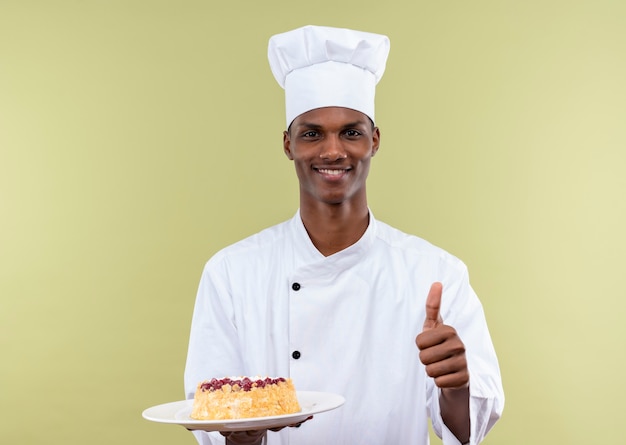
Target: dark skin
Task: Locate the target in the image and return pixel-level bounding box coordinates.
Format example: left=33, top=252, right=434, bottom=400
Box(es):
left=224, top=107, right=469, bottom=444
left=417, top=281, right=470, bottom=444
left=284, top=106, right=378, bottom=256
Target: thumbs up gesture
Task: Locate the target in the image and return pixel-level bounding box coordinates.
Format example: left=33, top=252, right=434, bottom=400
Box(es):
left=415, top=282, right=469, bottom=389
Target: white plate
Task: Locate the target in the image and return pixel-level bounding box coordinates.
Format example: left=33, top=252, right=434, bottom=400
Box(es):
left=142, top=391, right=345, bottom=432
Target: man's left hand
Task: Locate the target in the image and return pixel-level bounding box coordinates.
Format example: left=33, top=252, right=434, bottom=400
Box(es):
left=415, top=282, right=469, bottom=389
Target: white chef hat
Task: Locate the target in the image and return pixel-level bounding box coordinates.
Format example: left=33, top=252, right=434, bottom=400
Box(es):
left=268, top=25, right=390, bottom=128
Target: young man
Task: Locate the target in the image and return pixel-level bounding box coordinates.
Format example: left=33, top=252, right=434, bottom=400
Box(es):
left=184, top=25, right=504, bottom=445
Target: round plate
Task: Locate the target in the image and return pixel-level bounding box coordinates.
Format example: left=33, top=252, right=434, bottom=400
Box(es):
left=142, top=391, right=345, bottom=432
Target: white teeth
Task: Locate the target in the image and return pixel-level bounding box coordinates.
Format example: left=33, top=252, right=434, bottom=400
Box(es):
left=318, top=169, right=345, bottom=176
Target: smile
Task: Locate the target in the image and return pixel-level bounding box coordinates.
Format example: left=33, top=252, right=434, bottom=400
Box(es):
left=317, top=168, right=349, bottom=176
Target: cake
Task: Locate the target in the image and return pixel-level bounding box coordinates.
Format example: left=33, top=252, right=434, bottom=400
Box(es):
left=190, top=376, right=301, bottom=420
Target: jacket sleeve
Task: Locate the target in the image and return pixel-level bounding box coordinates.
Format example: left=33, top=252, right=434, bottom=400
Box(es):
left=184, top=257, right=245, bottom=445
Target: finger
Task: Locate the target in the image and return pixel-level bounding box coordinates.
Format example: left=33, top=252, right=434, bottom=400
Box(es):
left=431, top=369, right=470, bottom=389
left=416, top=325, right=462, bottom=355
left=423, top=282, right=443, bottom=331
left=420, top=342, right=467, bottom=372
left=220, top=430, right=267, bottom=443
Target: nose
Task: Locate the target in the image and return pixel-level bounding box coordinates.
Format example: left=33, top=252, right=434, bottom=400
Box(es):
left=319, top=134, right=347, bottom=161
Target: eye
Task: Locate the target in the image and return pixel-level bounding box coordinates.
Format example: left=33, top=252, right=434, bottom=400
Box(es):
left=301, top=130, right=319, bottom=138
left=344, top=129, right=362, bottom=138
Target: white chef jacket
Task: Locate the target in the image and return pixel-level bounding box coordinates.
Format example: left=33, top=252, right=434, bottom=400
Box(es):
left=184, top=211, right=504, bottom=445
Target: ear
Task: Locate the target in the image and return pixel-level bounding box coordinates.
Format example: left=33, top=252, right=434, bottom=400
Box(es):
left=283, top=130, right=294, bottom=160
left=371, top=127, right=381, bottom=157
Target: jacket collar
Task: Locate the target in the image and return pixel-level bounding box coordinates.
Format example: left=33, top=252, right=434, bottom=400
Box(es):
left=288, top=209, right=377, bottom=278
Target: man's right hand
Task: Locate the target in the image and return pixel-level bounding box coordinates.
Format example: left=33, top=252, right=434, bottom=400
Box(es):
left=220, top=416, right=313, bottom=444
left=221, top=430, right=266, bottom=445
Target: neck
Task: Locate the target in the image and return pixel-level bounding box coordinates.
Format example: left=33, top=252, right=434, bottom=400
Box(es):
left=300, top=201, right=370, bottom=257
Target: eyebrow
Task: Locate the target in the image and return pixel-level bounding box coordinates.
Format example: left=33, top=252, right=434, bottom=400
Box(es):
left=295, top=122, right=323, bottom=130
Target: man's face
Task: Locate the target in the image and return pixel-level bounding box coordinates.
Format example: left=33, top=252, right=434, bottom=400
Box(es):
left=283, top=107, right=380, bottom=208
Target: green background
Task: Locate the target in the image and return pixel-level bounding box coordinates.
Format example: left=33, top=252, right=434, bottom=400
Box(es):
left=1, top=1, right=625, bottom=444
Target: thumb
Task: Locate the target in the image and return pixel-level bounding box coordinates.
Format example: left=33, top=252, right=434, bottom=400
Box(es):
left=423, top=282, right=443, bottom=331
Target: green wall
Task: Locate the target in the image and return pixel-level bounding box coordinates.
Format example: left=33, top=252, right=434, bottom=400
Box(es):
left=1, top=1, right=625, bottom=444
